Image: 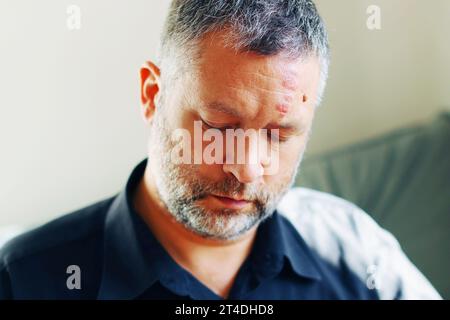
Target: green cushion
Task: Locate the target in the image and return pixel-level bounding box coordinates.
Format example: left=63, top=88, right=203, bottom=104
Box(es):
left=296, top=112, right=450, bottom=299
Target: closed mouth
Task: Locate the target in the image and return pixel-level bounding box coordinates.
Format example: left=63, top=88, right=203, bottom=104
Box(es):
left=210, top=194, right=252, bottom=208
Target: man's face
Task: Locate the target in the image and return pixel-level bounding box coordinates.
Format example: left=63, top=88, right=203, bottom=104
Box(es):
left=145, top=34, right=321, bottom=240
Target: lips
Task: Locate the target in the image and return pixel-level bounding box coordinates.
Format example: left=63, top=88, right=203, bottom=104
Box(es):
left=214, top=194, right=247, bottom=201
left=210, top=194, right=252, bottom=209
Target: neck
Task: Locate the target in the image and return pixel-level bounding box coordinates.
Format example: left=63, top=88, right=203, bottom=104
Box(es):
left=132, top=166, right=258, bottom=298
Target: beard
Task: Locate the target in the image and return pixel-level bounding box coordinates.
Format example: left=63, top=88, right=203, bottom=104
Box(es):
left=147, top=111, right=302, bottom=241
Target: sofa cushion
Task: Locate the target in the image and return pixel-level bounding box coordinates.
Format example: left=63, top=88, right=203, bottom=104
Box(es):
left=296, top=111, right=450, bottom=298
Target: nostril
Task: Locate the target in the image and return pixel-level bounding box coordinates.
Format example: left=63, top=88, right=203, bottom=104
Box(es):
left=222, top=162, right=264, bottom=184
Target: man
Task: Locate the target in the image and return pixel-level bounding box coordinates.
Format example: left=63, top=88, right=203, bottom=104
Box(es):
left=0, top=0, right=441, bottom=299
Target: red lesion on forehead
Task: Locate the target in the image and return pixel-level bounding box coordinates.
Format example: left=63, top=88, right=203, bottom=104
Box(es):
left=276, top=93, right=308, bottom=116
left=275, top=90, right=295, bottom=116
left=280, top=66, right=301, bottom=90
left=281, top=76, right=298, bottom=91
left=275, top=104, right=289, bottom=115
left=272, top=61, right=313, bottom=117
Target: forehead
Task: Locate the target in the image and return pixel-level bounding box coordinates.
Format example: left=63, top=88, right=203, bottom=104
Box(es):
left=191, top=33, right=321, bottom=120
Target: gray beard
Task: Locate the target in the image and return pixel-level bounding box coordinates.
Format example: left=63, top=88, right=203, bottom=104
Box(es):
left=146, top=112, right=300, bottom=241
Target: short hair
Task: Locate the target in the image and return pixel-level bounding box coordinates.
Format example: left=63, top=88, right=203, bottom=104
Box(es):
left=157, top=0, right=330, bottom=106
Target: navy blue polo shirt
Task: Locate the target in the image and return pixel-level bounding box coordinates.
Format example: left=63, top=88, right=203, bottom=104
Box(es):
left=0, top=159, right=381, bottom=299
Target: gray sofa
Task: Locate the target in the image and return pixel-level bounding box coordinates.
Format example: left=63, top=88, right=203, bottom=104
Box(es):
left=296, top=111, right=450, bottom=298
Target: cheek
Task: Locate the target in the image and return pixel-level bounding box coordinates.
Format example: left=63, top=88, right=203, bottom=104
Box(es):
left=284, top=135, right=307, bottom=160
left=196, top=163, right=225, bottom=181
left=279, top=145, right=304, bottom=169
left=262, top=159, right=298, bottom=191
left=259, top=140, right=302, bottom=183
left=178, top=115, right=227, bottom=179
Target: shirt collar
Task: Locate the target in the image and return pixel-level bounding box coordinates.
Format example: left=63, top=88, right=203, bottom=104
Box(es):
left=97, top=159, right=191, bottom=299
left=97, top=158, right=321, bottom=299
left=250, top=206, right=322, bottom=282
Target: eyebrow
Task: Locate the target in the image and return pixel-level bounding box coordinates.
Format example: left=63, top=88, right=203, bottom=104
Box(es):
left=204, top=101, right=242, bottom=118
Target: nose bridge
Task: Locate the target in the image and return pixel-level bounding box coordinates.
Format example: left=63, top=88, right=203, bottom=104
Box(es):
left=222, top=128, right=265, bottom=183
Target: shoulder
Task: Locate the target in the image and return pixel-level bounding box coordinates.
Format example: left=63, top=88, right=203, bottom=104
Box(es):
left=1, top=197, right=114, bottom=266
left=276, top=187, right=442, bottom=300
left=0, top=196, right=115, bottom=299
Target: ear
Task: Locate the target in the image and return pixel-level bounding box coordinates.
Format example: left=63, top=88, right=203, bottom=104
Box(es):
left=140, top=61, right=161, bottom=122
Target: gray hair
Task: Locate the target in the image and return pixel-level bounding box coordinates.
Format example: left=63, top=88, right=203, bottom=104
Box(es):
left=157, top=0, right=330, bottom=106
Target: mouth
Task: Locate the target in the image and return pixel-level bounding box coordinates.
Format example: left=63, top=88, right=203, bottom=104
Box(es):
left=209, top=194, right=252, bottom=209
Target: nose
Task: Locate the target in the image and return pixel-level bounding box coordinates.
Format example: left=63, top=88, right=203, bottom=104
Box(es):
left=222, top=130, right=266, bottom=184
left=223, top=162, right=264, bottom=184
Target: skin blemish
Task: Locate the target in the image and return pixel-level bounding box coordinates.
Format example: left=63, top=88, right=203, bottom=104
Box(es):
left=281, top=75, right=298, bottom=91
left=276, top=104, right=289, bottom=115
left=302, top=94, right=308, bottom=103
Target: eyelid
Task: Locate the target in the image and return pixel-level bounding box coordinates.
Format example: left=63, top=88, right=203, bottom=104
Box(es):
left=201, top=118, right=232, bottom=130
left=201, top=118, right=293, bottom=142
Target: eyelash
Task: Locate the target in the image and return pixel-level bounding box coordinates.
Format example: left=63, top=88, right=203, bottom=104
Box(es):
left=201, top=119, right=290, bottom=144
left=201, top=119, right=230, bottom=132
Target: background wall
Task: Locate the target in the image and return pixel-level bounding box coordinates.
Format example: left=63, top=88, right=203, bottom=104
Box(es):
left=310, top=0, right=450, bottom=154
left=0, top=0, right=449, bottom=227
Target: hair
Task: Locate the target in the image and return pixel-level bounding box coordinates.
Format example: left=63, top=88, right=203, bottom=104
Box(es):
left=157, top=0, right=330, bottom=106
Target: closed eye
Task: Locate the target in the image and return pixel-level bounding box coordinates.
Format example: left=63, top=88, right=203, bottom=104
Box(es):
left=200, top=118, right=233, bottom=131
left=202, top=118, right=293, bottom=142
